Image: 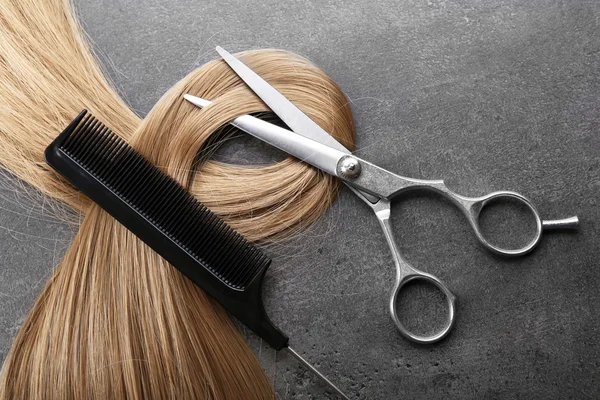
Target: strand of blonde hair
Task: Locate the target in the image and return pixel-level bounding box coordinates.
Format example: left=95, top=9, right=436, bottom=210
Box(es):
left=0, top=0, right=354, bottom=398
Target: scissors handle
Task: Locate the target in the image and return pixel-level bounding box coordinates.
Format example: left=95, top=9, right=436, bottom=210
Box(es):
left=401, top=183, right=579, bottom=256
left=368, top=172, right=579, bottom=256
left=340, top=158, right=579, bottom=256
left=456, top=190, right=579, bottom=256
left=371, top=197, right=457, bottom=344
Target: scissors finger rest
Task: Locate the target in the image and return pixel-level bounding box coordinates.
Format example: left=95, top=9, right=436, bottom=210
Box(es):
left=367, top=196, right=457, bottom=343
left=390, top=272, right=456, bottom=344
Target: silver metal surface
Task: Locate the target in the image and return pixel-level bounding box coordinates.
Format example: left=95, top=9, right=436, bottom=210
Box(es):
left=351, top=190, right=457, bottom=343
left=542, top=216, right=580, bottom=230
left=215, top=46, right=350, bottom=154
left=183, top=94, right=380, bottom=204
left=286, top=347, right=350, bottom=400
left=337, top=156, right=362, bottom=179
left=185, top=46, right=580, bottom=344
left=183, top=94, right=344, bottom=177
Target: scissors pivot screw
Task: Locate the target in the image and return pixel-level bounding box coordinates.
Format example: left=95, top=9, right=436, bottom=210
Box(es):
left=337, top=156, right=362, bottom=179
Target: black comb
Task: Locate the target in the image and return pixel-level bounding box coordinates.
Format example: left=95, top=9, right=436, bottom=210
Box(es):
left=44, top=110, right=288, bottom=350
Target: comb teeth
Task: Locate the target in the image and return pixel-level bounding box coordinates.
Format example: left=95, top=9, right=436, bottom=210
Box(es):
left=55, top=110, right=269, bottom=290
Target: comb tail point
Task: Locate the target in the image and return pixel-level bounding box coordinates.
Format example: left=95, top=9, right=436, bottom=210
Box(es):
left=286, top=347, right=350, bottom=400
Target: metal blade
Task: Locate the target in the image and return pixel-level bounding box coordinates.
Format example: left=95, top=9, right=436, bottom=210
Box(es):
left=215, top=46, right=351, bottom=154
left=184, top=94, right=345, bottom=177
left=184, top=94, right=381, bottom=203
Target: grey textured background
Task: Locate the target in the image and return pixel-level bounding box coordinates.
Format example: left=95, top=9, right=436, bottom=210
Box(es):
left=1, top=0, right=599, bottom=399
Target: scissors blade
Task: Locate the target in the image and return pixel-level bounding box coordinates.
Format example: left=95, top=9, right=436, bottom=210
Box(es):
left=184, top=94, right=345, bottom=177
left=215, top=47, right=381, bottom=204
left=215, top=46, right=350, bottom=154
left=184, top=94, right=382, bottom=203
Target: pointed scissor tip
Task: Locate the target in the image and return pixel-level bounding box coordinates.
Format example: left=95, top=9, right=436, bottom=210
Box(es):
left=216, top=46, right=236, bottom=61
left=183, top=94, right=211, bottom=108
left=215, top=45, right=227, bottom=56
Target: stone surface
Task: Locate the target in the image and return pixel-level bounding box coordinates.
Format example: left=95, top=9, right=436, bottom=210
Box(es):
left=1, top=0, right=599, bottom=398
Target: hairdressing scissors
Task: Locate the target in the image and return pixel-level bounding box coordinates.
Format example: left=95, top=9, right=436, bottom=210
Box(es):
left=184, top=46, right=579, bottom=344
